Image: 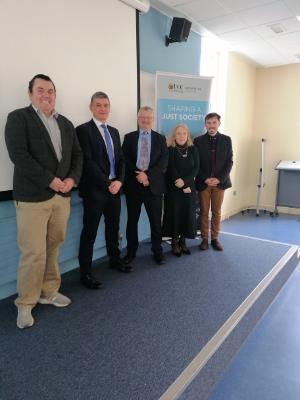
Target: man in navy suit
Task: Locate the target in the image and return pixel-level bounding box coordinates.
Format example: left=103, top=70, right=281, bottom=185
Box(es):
left=77, top=92, right=132, bottom=289
left=194, top=113, right=233, bottom=251
left=122, top=106, right=168, bottom=265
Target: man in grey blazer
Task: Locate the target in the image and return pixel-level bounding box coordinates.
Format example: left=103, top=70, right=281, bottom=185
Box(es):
left=5, top=74, right=82, bottom=329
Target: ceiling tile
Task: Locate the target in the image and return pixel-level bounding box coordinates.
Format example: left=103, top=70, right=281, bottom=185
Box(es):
left=178, top=0, right=229, bottom=21
left=283, top=0, right=300, bottom=15
left=237, top=1, right=293, bottom=26
left=218, top=0, right=274, bottom=12
left=266, top=31, right=300, bottom=51
left=219, top=28, right=262, bottom=44
left=200, top=14, right=247, bottom=34
left=253, top=17, right=300, bottom=37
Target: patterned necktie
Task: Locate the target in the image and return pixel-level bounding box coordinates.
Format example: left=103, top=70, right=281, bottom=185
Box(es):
left=101, top=124, right=116, bottom=178
left=140, top=132, right=149, bottom=171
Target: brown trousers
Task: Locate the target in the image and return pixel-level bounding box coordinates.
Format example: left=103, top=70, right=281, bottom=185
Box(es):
left=198, top=186, right=224, bottom=240
left=15, top=195, right=70, bottom=308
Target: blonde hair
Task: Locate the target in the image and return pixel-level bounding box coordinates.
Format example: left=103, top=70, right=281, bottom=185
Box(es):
left=167, top=124, right=193, bottom=147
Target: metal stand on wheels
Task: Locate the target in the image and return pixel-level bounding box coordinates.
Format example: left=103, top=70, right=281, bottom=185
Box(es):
left=242, top=138, right=273, bottom=217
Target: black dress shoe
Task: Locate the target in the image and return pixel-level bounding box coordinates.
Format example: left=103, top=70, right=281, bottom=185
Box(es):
left=179, top=237, right=191, bottom=255
left=122, top=253, right=136, bottom=265
left=110, top=259, right=134, bottom=273
left=154, top=253, right=166, bottom=265
left=80, top=273, right=103, bottom=289
left=171, top=240, right=182, bottom=257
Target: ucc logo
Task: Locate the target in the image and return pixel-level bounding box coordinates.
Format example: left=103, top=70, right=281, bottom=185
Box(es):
left=168, top=82, right=183, bottom=91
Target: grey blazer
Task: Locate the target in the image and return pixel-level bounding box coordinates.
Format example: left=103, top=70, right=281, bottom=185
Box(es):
left=5, top=105, right=82, bottom=202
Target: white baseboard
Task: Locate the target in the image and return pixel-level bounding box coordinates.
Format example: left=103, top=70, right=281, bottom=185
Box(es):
left=222, top=204, right=300, bottom=219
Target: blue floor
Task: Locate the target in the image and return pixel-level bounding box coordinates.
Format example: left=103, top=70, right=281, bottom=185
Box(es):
left=207, top=212, right=300, bottom=400
left=222, top=211, right=300, bottom=245
left=209, top=263, right=300, bottom=400
left=1, top=212, right=299, bottom=400
left=0, top=233, right=291, bottom=400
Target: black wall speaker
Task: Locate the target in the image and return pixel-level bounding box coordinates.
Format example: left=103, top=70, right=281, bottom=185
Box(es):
left=165, top=17, right=192, bottom=46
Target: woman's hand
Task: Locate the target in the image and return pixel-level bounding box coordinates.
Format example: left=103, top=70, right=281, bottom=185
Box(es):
left=175, top=178, right=184, bottom=188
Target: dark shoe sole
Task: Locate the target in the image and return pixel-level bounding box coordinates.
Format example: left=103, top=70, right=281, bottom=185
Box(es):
left=80, top=281, right=103, bottom=289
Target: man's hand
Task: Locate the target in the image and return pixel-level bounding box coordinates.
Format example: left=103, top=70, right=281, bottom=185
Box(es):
left=205, top=178, right=220, bottom=187
left=135, top=171, right=148, bottom=185
left=183, top=187, right=192, bottom=193
left=175, top=178, right=184, bottom=188
left=49, top=177, right=65, bottom=192
left=108, top=180, right=122, bottom=195
left=61, top=178, right=75, bottom=193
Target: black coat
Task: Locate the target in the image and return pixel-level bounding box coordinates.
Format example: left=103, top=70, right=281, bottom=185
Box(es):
left=5, top=105, right=82, bottom=202
left=122, top=130, right=168, bottom=196
left=76, top=119, right=125, bottom=200
left=163, top=145, right=199, bottom=238
left=194, top=132, right=233, bottom=191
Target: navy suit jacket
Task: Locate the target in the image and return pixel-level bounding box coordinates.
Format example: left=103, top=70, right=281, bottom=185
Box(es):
left=76, top=119, right=125, bottom=200
left=122, top=130, right=168, bottom=196
left=194, top=132, right=233, bottom=191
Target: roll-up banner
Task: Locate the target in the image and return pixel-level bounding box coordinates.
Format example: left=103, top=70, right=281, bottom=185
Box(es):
left=155, top=72, right=213, bottom=137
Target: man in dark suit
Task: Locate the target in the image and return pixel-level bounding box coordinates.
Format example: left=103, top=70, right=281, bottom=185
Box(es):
left=122, top=106, right=168, bottom=265
left=5, top=74, right=82, bottom=329
left=77, top=92, right=132, bottom=290
left=194, top=112, right=233, bottom=251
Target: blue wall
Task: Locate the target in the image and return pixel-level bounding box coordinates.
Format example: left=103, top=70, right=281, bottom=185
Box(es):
left=140, top=8, right=201, bottom=75
left=0, top=6, right=202, bottom=301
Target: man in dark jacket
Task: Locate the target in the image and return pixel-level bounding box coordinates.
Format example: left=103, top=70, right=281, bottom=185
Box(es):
left=122, top=106, right=168, bottom=265
left=77, top=92, right=132, bottom=291
left=5, top=74, right=82, bottom=329
left=194, top=113, right=233, bottom=251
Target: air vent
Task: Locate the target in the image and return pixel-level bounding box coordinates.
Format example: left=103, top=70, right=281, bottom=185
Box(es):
left=268, top=23, right=285, bottom=34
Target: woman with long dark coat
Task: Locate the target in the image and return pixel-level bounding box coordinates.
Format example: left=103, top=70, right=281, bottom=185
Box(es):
left=163, top=124, right=199, bottom=256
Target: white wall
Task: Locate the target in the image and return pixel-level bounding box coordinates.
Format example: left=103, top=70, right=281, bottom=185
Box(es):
left=254, top=64, right=300, bottom=213
left=0, top=0, right=138, bottom=191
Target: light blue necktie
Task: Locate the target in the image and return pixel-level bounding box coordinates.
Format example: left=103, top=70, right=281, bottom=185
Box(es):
left=101, top=124, right=116, bottom=178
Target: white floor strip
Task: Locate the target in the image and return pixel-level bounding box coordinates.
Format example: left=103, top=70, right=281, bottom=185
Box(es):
left=159, top=245, right=299, bottom=400
left=220, top=230, right=295, bottom=247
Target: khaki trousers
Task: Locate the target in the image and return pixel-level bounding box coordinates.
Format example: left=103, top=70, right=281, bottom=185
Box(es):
left=198, top=187, right=224, bottom=240
left=15, top=195, right=70, bottom=308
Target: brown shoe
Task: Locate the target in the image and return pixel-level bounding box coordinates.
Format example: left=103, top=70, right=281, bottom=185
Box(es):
left=211, top=239, right=223, bottom=251
left=199, top=239, right=209, bottom=251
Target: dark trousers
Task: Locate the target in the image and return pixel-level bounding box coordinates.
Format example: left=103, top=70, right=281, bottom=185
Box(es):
left=125, top=187, right=163, bottom=256
left=79, top=194, right=121, bottom=275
